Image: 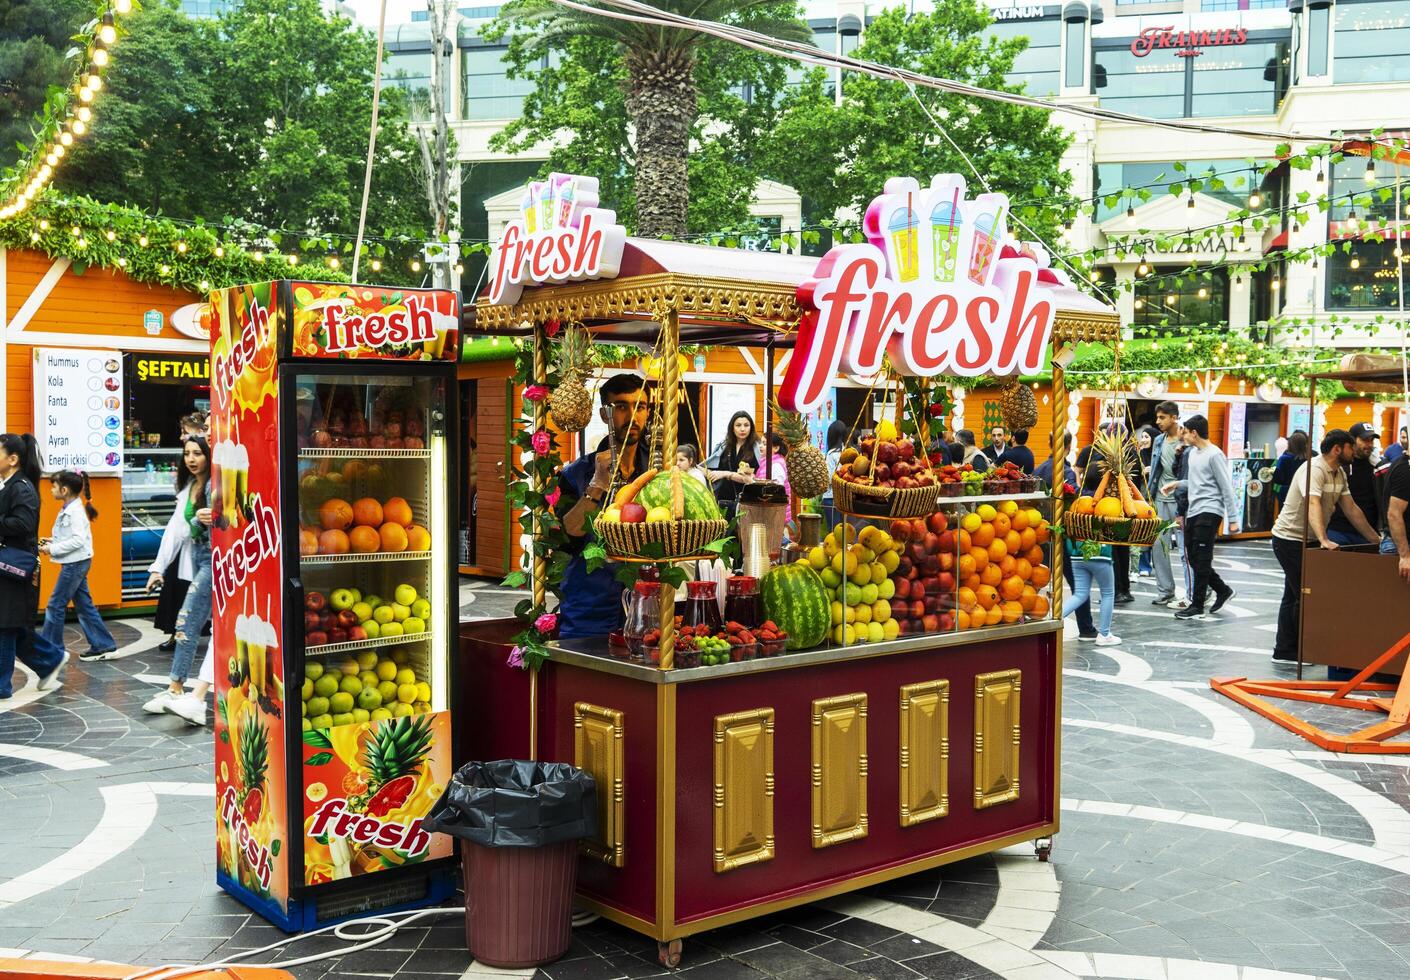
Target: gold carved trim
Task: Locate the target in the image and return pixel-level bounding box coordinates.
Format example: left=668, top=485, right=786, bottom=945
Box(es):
left=973, top=669, right=1022, bottom=809
left=712, top=707, right=776, bottom=873
left=810, top=693, right=869, bottom=849
left=574, top=702, right=626, bottom=867
left=899, top=680, right=950, bottom=827
left=1053, top=311, right=1121, bottom=344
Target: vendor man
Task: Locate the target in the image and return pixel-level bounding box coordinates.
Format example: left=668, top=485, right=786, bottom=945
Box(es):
left=555, top=373, right=652, bottom=639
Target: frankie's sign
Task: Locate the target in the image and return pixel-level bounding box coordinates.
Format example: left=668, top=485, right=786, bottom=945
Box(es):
left=1131, top=25, right=1248, bottom=59
left=487, top=173, right=628, bottom=305
left=779, top=175, right=1062, bottom=415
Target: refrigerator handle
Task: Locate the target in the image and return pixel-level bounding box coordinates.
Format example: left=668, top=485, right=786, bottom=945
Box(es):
left=289, top=576, right=304, bottom=644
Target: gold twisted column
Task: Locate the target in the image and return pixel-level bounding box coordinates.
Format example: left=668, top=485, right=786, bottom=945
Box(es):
left=530, top=320, right=548, bottom=759
left=658, top=308, right=681, bottom=670
left=1050, top=354, right=1068, bottom=622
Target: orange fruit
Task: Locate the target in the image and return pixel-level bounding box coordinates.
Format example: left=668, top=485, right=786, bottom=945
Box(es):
left=1014, top=557, right=1033, bottom=581
left=998, top=554, right=1017, bottom=577
left=1095, top=497, right=1124, bottom=518
left=1011, top=509, right=1030, bottom=532
left=299, top=528, right=319, bottom=556
left=972, top=523, right=995, bottom=548
left=1031, top=594, right=1049, bottom=617
left=1019, top=528, right=1038, bottom=553
left=341, top=460, right=367, bottom=481
left=1032, top=564, right=1051, bottom=588
left=317, top=528, right=349, bottom=554
left=352, top=497, right=384, bottom=527
left=1019, top=585, right=1038, bottom=612
left=1001, top=599, right=1024, bottom=624
left=383, top=496, right=414, bottom=527
left=962, top=574, right=983, bottom=592
left=378, top=522, right=409, bottom=552
left=1034, top=524, right=1051, bottom=544
left=1000, top=574, right=1024, bottom=601
left=1025, top=546, right=1045, bottom=564
left=958, top=553, right=976, bottom=579
left=349, top=525, right=381, bottom=553
left=1070, top=497, right=1095, bottom=516
left=969, top=547, right=990, bottom=571
left=975, top=584, right=999, bottom=609
left=958, top=529, right=972, bottom=553
left=984, top=605, right=1004, bottom=626
left=406, top=524, right=431, bottom=552
left=958, top=586, right=978, bottom=611
left=980, top=564, right=1003, bottom=588
left=992, top=513, right=1011, bottom=537
left=319, top=498, right=353, bottom=531
left=956, top=610, right=971, bottom=631
left=1004, top=530, right=1022, bottom=555
left=987, top=538, right=1007, bottom=562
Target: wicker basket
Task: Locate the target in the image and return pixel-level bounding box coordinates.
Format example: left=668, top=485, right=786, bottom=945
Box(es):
left=597, top=518, right=730, bottom=560
left=1063, top=512, right=1163, bottom=547
left=832, top=474, right=942, bottom=519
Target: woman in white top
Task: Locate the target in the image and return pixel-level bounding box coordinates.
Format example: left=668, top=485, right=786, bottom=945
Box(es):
left=40, top=470, right=117, bottom=659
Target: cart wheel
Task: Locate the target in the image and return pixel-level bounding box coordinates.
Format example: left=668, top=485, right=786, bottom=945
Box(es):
left=658, top=939, right=682, bottom=968
left=1034, top=836, right=1053, bottom=863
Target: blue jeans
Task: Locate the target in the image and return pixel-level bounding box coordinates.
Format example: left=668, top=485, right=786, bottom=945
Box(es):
left=0, top=628, right=66, bottom=697
left=171, top=547, right=212, bottom=684
left=1382, top=533, right=1399, bottom=555
left=1327, top=527, right=1377, bottom=548
left=1062, top=554, right=1095, bottom=636
left=1064, top=559, right=1115, bottom=637
left=42, top=559, right=116, bottom=653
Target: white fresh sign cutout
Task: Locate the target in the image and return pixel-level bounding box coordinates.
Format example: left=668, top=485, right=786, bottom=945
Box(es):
left=33, top=347, right=125, bottom=474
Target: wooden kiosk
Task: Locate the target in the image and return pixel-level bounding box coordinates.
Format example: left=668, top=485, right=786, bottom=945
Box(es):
left=464, top=179, right=1119, bottom=964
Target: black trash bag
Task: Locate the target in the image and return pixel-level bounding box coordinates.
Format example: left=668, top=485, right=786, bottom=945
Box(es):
left=422, top=759, right=597, bottom=848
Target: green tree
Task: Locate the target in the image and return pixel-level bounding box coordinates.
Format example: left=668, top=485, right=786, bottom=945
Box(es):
left=762, top=2, right=1073, bottom=246
left=0, top=0, right=88, bottom=170
left=489, top=0, right=811, bottom=239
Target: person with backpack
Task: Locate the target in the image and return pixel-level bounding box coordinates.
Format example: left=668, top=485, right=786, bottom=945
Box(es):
left=39, top=469, right=117, bottom=659
left=0, top=433, right=68, bottom=698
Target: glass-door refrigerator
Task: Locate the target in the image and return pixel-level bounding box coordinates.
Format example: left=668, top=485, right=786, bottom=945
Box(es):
left=208, top=280, right=460, bottom=931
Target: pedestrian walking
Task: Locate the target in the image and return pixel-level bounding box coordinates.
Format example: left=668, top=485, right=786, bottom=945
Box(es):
left=1161, top=415, right=1237, bottom=620
left=39, top=469, right=117, bottom=660
left=143, top=435, right=213, bottom=725
left=1147, top=403, right=1186, bottom=606
left=1269, top=429, right=1380, bottom=662
left=151, top=414, right=208, bottom=651
left=1062, top=535, right=1120, bottom=646
left=0, top=433, right=68, bottom=699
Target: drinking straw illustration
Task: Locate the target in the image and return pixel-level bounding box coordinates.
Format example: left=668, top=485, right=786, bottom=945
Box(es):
left=521, top=183, right=540, bottom=234
left=556, top=177, right=578, bottom=229
left=969, top=206, right=1006, bottom=285
left=930, top=187, right=962, bottom=282
left=889, top=198, right=920, bottom=282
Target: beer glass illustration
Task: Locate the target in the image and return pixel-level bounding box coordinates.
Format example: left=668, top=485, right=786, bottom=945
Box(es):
left=888, top=205, right=921, bottom=282
left=216, top=441, right=249, bottom=530
left=930, top=190, right=963, bottom=283
left=969, top=209, right=1003, bottom=285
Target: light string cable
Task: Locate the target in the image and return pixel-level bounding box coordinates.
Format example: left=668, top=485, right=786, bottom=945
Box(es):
left=1398, top=163, right=1409, bottom=417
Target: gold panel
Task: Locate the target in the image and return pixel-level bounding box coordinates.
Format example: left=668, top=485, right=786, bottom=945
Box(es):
left=810, top=693, right=868, bottom=849
left=1053, top=311, right=1121, bottom=344
left=899, top=680, right=950, bottom=827
left=574, top=702, right=625, bottom=867
left=973, top=670, right=1022, bottom=809
left=713, top=708, right=776, bottom=873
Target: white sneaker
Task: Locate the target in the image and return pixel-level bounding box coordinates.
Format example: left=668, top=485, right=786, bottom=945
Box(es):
left=37, top=651, right=69, bottom=691
left=143, top=689, right=179, bottom=714
left=1167, top=598, right=1190, bottom=610
left=168, top=693, right=207, bottom=726
left=1095, top=634, right=1123, bottom=647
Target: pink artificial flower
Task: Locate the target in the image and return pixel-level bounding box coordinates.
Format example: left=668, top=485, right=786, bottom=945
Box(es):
left=507, top=646, right=525, bottom=669
left=534, top=613, right=558, bottom=635
left=531, top=429, right=551, bottom=455
left=544, top=487, right=561, bottom=508
left=523, top=384, right=549, bottom=402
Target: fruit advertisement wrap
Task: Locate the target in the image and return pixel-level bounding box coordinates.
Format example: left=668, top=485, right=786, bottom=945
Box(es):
left=300, top=712, right=452, bottom=885
left=209, top=282, right=291, bottom=911
left=289, top=282, right=459, bottom=362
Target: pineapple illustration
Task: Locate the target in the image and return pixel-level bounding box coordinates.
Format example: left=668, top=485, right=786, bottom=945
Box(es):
left=998, top=379, right=1038, bottom=431
left=547, top=326, right=593, bottom=432
left=772, top=400, right=829, bottom=499
left=237, top=711, right=269, bottom=827
left=352, top=715, right=435, bottom=818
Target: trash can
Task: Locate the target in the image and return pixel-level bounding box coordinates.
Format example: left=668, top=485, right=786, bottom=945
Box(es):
left=423, top=759, right=597, bottom=968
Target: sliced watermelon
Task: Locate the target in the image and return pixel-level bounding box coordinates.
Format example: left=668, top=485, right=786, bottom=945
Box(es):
left=366, top=775, right=416, bottom=817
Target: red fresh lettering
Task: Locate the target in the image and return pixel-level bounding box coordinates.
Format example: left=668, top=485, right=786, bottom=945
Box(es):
left=902, top=293, right=958, bottom=374
left=212, top=493, right=280, bottom=616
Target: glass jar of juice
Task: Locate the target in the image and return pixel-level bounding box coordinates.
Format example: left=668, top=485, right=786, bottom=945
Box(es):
left=682, top=580, right=722, bottom=634
left=724, top=576, right=763, bottom=629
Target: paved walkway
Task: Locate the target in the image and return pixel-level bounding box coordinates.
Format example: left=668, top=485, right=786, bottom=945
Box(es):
left=2, top=548, right=1408, bottom=980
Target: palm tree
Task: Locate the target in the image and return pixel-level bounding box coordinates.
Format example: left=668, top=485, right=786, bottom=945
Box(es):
left=500, top=0, right=812, bottom=239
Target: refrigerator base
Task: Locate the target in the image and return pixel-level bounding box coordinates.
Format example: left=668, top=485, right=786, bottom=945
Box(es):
left=219, top=867, right=459, bottom=933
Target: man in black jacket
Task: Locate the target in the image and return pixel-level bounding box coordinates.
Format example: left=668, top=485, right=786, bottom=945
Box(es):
left=1327, top=422, right=1380, bottom=547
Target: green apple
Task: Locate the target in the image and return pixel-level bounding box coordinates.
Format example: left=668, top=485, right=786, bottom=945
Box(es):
left=363, top=594, right=384, bottom=610
left=311, top=713, right=333, bottom=729
left=370, top=707, right=393, bottom=723
left=361, top=619, right=381, bottom=639
left=878, top=578, right=896, bottom=600
left=332, top=712, right=355, bottom=727
left=410, top=598, right=431, bottom=620
left=338, top=675, right=362, bottom=695
left=391, top=702, right=414, bottom=718
left=381, top=621, right=404, bottom=638
left=357, top=687, right=383, bottom=710
left=352, top=708, right=370, bottom=724
left=302, top=717, right=312, bottom=731
left=304, top=661, right=325, bottom=681
left=402, top=616, right=425, bottom=635
left=313, top=675, right=339, bottom=699
left=306, top=696, right=330, bottom=717
left=376, top=660, right=397, bottom=681
left=351, top=601, right=373, bottom=622
left=391, top=650, right=409, bottom=665
left=355, top=650, right=378, bottom=671
left=860, top=583, right=879, bottom=605
left=394, top=583, right=418, bottom=606
left=330, top=588, right=356, bottom=611
left=358, top=671, right=379, bottom=690
left=377, top=680, right=398, bottom=704
left=329, top=691, right=354, bottom=714
left=372, top=606, right=395, bottom=625
left=301, top=678, right=313, bottom=701
left=348, top=588, right=362, bottom=603
left=395, top=667, right=416, bottom=687
left=390, top=603, right=411, bottom=622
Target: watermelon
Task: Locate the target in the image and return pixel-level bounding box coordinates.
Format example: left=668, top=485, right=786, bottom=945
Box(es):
left=761, top=561, right=830, bottom=650
left=636, top=471, right=722, bottom=521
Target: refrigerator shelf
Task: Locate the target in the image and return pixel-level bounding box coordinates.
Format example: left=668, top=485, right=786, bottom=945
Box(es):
left=306, top=632, right=433, bottom=656
left=299, top=448, right=431, bottom=459
left=301, top=552, right=431, bottom=565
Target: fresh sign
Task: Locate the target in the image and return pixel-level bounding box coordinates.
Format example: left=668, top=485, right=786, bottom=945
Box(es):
left=779, top=175, right=1058, bottom=415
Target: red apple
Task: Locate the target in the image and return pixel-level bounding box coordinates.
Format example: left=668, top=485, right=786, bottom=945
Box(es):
left=909, top=600, right=925, bottom=620
left=927, top=511, right=948, bottom=535
left=938, top=530, right=956, bottom=552
left=621, top=503, right=647, bottom=524
left=939, top=552, right=955, bottom=572
left=304, top=611, right=321, bottom=632
left=895, top=578, right=912, bottom=600
left=907, top=542, right=927, bottom=564
left=305, top=592, right=327, bottom=611
left=320, top=612, right=336, bottom=631
left=348, top=626, right=367, bottom=642
left=896, top=557, right=913, bottom=577
left=911, top=519, right=928, bottom=539
left=923, top=595, right=941, bottom=614
left=921, top=555, right=941, bottom=576
left=923, top=532, right=940, bottom=553
left=369, top=435, right=387, bottom=449
left=337, top=608, right=359, bottom=628
left=938, top=571, right=956, bottom=593
left=938, top=613, right=955, bottom=632
left=327, top=627, right=348, bottom=644
left=890, top=520, right=912, bottom=542
left=307, top=631, right=328, bottom=647
left=922, top=613, right=940, bottom=632
left=911, top=581, right=927, bottom=601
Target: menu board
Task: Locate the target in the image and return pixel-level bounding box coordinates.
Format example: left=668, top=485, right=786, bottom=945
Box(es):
left=33, top=348, right=124, bottom=473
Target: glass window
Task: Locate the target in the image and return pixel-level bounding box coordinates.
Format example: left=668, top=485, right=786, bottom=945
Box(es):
left=1201, top=0, right=1284, bottom=10
left=1064, top=19, right=1085, bottom=88
left=785, top=26, right=837, bottom=96
left=1093, top=159, right=1255, bottom=221
left=1092, top=46, right=1186, bottom=118
left=462, top=45, right=536, bottom=120
left=983, top=18, right=1062, bottom=96
left=1327, top=240, right=1408, bottom=310
left=1335, top=1, right=1410, bottom=84
left=384, top=51, right=433, bottom=119
left=1307, top=4, right=1329, bottom=76
left=1133, top=268, right=1230, bottom=329
left=1327, top=156, right=1407, bottom=228
left=1190, top=40, right=1286, bottom=117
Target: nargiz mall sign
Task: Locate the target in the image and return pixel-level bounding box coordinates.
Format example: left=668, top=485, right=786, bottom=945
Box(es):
left=779, top=175, right=1063, bottom=415
left=487, top=173, right=627, bottom=305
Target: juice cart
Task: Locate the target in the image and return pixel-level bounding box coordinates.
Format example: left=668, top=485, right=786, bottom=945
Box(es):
left=209, top=281, right=462, bottom=930
left=465, top=173, right=1119, bottom=964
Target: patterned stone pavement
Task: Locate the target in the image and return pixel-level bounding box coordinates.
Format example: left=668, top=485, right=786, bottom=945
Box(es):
left=3, top=547, right=1409, bottom=980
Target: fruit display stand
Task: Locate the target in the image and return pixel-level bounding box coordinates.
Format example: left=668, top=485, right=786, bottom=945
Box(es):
left=465, top=176, right=1119, bottom=965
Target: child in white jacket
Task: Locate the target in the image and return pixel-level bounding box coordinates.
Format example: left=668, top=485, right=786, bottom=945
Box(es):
left=40, top=470, right=117, bottom=659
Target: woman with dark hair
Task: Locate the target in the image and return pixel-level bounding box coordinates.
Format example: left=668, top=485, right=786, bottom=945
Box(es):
left=1272, top=430, right=1310, bottom=508
left=143, top=435, right=214, bottom=724
left=0, top=433, right=68, bottom=698
left=147, top=438, right=211, bottom=650
left=706, top=411, right=763, bottom=517
left=41, top=469, right=117, bottom=659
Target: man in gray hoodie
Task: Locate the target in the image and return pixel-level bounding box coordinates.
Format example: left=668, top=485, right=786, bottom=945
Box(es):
left=1159, top=414, right=1237, bottom=620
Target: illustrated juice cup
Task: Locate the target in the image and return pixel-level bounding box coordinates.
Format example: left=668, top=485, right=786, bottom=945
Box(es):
left=244, top=614, right=276, bottom=702
left=422, top=306, right=457, bottom=358
left=556, top=177, right=577, bottom=229
left=888, top=206, right=920, bottom=282
left=537, top=180, right=555, bottom=232
left=235, top=613, right=250, bottom=688
left=217, top=441, right=247, bottom=530
left=520, top=185, right=538, bottom=234
left=969, top=212, right=999, bottom=285
left=930, top=199, right=962, bottom=282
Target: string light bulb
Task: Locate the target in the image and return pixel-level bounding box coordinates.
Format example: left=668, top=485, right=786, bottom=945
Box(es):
left=71, top=119, right=86, bottom=136
left=99, top=13, right=117, bottom=45
left=1351, top=256, right=1360, bottom=269
left=1249, top=190, right=1262, bottom=208
left=214, top=245, right=224, bottom=257
left=1187, top=194, right=1196, bottom=210
left=1366, top=159, right=1377, bottom=183
left=1316, top=165, right=1325, bottom=184
left=370, top=259, right=382, bottom=272
left=411, top=259, right=422, bottom=272
left=176, top=240, right=187, bottom=253
left=115, top=0, right=131, bottom=12
left=327, top=256, right=340, bottom=269
left=1126, top=204, right=1135, bottom=219
left=59, top=131, right=73, bottom=146
left=86, top=74, right=101, bottom=93
left=1137, top=261, right=1149, bottom=276
left=105, top=230, right=115, bottom=241
left=92, top=47, right=108, bottom=67
left=288, top=254, right=299, bottom=266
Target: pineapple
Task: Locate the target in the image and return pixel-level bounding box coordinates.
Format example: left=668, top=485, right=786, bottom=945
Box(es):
left=1090, top=428, right=1154, bottom=519
left=998, top=380, right=1038, bottom=431
left=547, top=326, right=593, bottom=432
left=237, top=711, right=269, bottom=826
left=772, top=400, right=829, bottom=499
left=353, top=715, right=435, bottom=817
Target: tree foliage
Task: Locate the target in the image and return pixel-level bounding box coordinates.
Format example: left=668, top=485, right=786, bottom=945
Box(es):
left=0, top=0, right=89, bottom=170
left=760, top=1, right=1073, bottom=246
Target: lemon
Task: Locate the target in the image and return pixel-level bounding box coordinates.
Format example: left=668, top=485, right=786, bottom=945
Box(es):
left=392, top=702, right=414, bottom=718
left=977, top=504, right=998, bottom=522
left=961, top=512, right=982, bottom=533
left=831, top=600, right=844, bottom=625
left=397, top=683, right=418, bottom=704
left=999, top=499, right=1019, bottom=516
left=808, top=546, right=828, bottom=571
left=395, top=667, right=416, bottom=686
left=875, top=419, right=898, bottom=441
left=376, top=660, right=398, bottom=681
left=415, top=682, right=431, bottom=703
left=644, top=506, right=673, bottom=522
left=866, top=621, right=885, bottom=643
left=882, top=619, right=900, bottom=641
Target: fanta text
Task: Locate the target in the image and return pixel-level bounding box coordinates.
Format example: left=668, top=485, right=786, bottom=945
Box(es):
left=489, top=211, right=610, bottom=304
left=309, top=798, right=431, bottom=855
left=212, top=298, right=269, bottom=407
left=212, top=493, right=279, bottom=616
left=323, top=294, right=438, bottom=353
left=220, top=785, right=274, bottom=889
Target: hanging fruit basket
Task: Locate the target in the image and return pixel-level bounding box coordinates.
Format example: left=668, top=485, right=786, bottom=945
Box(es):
left=831, top=374, right=943, bottom=518
left=1063, top=429, right=1166, bottom=547
left=597, top=517, right=730, bottom=560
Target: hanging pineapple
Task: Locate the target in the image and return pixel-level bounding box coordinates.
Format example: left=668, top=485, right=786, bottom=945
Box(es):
left=1084, top=428, right=1156, bottom=520
left=998, top=378, right=1038, bottom=431
left=547, top=325, right=593, bottom=432
left=771, top=400, right=829, bottom=499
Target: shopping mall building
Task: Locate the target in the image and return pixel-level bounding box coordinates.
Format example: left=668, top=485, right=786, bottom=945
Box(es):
left=366, top=0, right=1407, bottom=348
